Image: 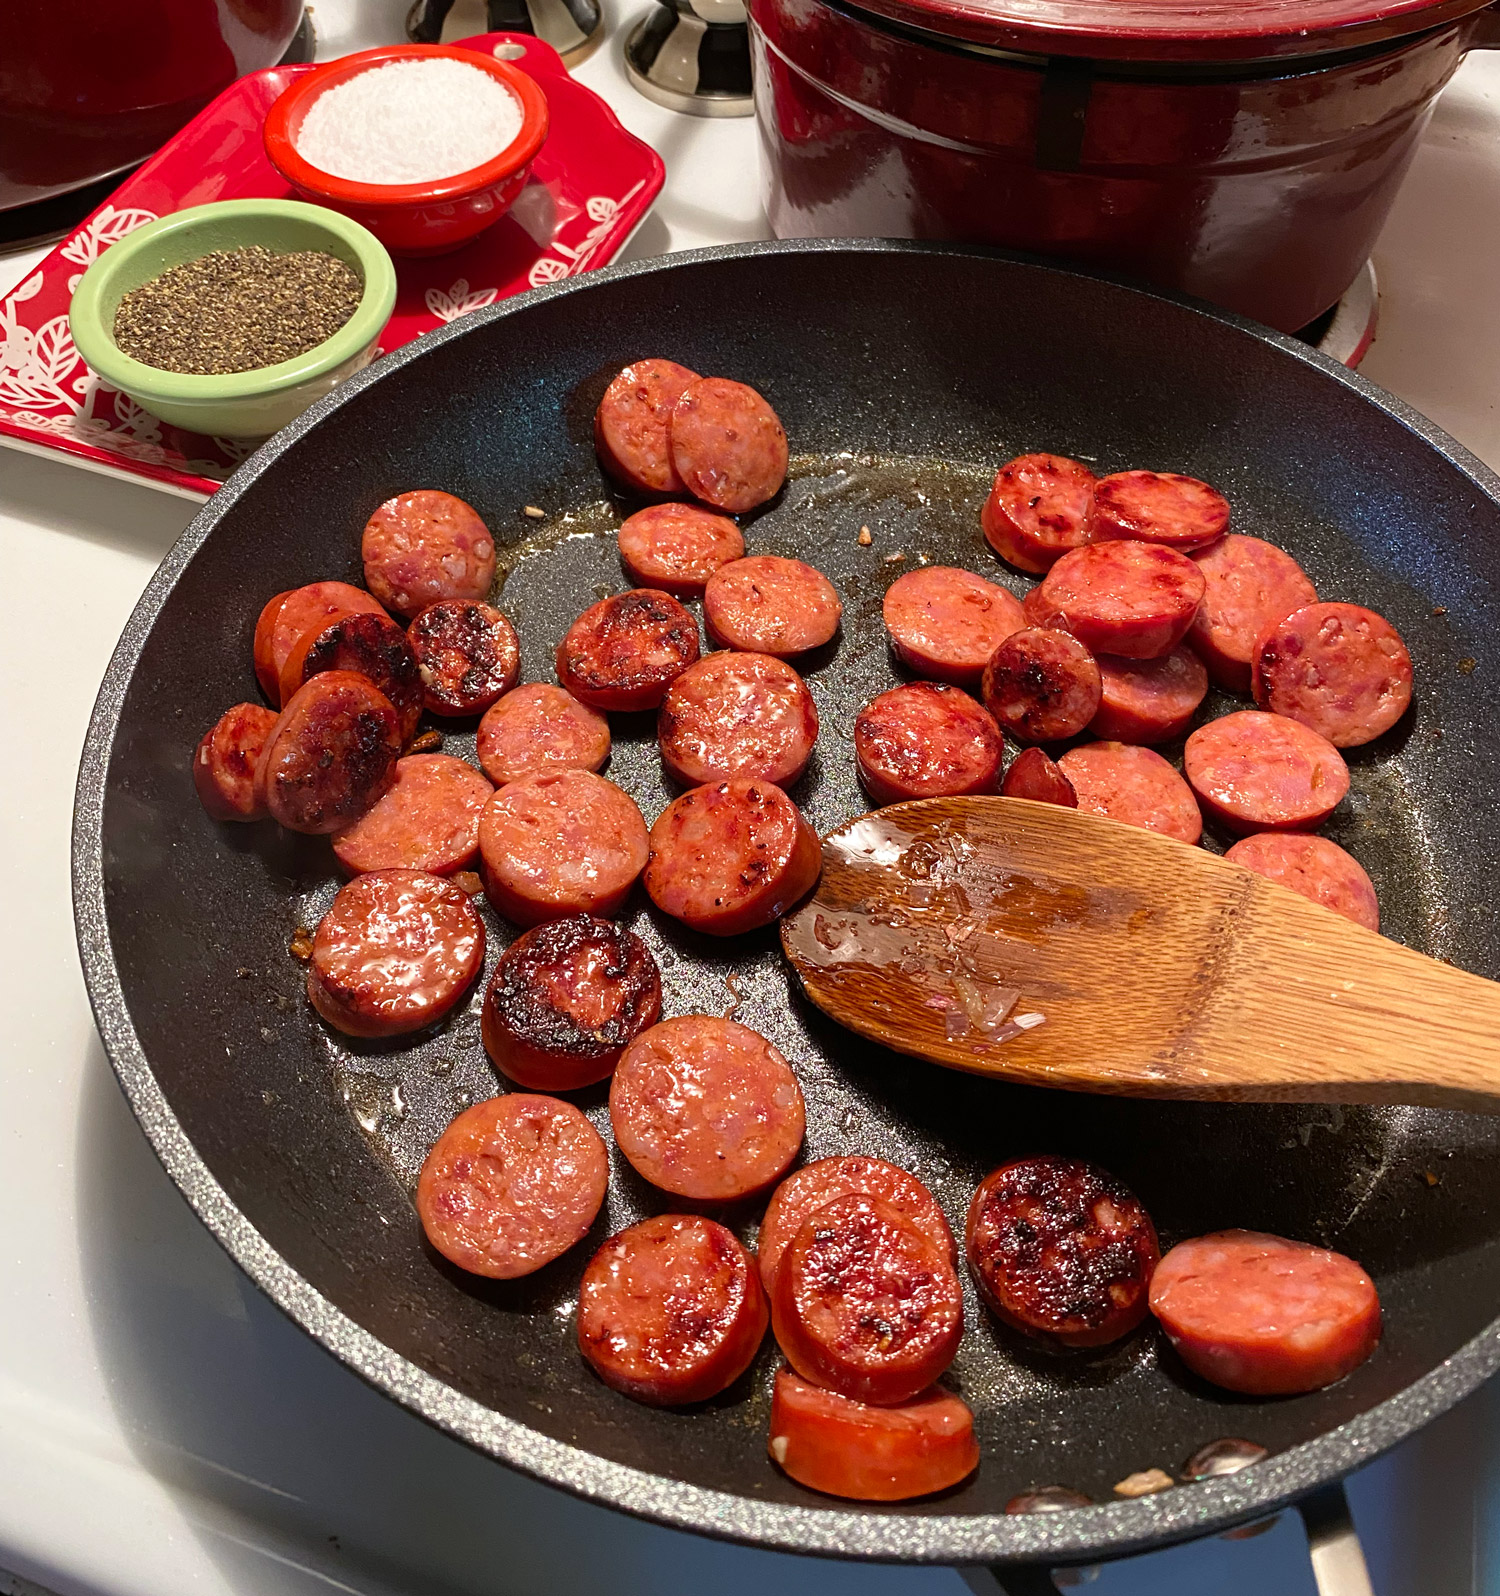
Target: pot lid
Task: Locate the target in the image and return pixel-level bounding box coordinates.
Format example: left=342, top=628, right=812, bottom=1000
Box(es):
left=841, top=0, right=1495, bottom=63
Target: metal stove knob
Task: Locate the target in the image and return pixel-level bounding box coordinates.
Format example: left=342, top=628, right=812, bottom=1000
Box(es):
left=624, top=0, right=754, bottom=117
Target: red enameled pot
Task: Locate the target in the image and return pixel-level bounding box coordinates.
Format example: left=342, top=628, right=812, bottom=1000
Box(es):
left=749, top=0, right=1500, bottom=330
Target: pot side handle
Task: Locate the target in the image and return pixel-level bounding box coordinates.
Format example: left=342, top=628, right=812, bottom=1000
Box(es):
left=1468, top=1, right=1500, bottom=47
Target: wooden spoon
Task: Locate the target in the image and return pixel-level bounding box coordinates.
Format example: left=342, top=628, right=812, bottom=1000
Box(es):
left=780, top=796, right=1500, bottom=1111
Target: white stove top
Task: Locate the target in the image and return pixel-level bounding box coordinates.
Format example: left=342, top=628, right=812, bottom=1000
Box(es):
left=2, top=5, right=1497, bottom=1593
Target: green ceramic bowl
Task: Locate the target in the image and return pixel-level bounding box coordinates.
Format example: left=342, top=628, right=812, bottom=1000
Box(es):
left=68, top=198, right=397, bottom=439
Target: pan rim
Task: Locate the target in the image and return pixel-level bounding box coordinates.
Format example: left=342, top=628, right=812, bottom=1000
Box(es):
left=71, top=236, right=1500, bottom=1566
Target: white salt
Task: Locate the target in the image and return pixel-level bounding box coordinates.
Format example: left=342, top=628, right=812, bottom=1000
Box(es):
left=295, top=58, right=524, bottom=185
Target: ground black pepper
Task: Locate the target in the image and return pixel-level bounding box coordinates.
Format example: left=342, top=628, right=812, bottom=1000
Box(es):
left=112, top=245, right=364, bottom=375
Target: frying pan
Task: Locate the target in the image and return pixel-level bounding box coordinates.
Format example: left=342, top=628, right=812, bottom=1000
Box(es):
left=72, top=240, right=1500, bottom=1587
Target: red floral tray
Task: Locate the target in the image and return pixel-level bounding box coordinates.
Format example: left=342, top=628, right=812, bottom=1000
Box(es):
left=0, top=33, right=664, bottom=500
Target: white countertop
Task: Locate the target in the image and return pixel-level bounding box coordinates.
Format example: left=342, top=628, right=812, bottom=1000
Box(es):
left=3, top=6, right=1499, bottom=1594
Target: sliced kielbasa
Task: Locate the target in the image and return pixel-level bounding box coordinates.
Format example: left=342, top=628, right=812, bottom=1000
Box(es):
left=618, top=502, right=745, bottom=595
left=609, top=1015, right=805, bottom=1202
left=1034, top=542, right=1206, bottom=660
left=476, top=683, right=610, bottom=786
left=1000, top=747, right=1077, bottom=808
left=669, top=376, right=789, bottom=513
left=482, top=914, right=662, bottom=1090
left=854, top=682, right=1002, bottom=806
left=1183, top=710, right=1349, bottom=834
left=577, top=1215, right=768, bottom=1405
left=360, top=490, right=497, bottom=619
left=193, top=703, right=277, bottom=822
left=758, top=1155, right=955, bottom=1295
left=594, top=358, right=700, bottom=497
left=407, top=600, right=520, bottom=717
left=1251, top=602, right=1413, bottom=747
left=981, top=453, right=1097, bottom=575
left=644, top=778, right=821, bottom=936
left=1056, top=741, right=1202, bottom=844
left=253, top=589, right=294, bottom=702
left=416, top=1094, right=608, bottom=1279
left=772, top=1193, right=965, bottom=1407
left=256, top=581, right=388, bottom=706
left=981, top=627, right=1102, bottom=743
left=1225, top=832, right=1379, bottom=931
left=1188, top=533, right=1318, bottom=693
left=769, top=1367, right=978, bottom=1502
left=1089, top=646, right=1208, bottom=745
left=1086, top=471, right=1229, bottom=552
left=555, top=588, right=700, bottom=713
left=280, top=609, right=424, bottom=744
left=703, top=555, right=842, bottom=657
left=256, top=670, right=402, bottom=834
left=307, top=868, right=485, bottom=1037
left=331, top=753, right=493, bottom=876
left=478, top=768, right=648, bottom=925
left=1149, top=1229, right=1382, bottom=1395
left=965, top=1156, right=1160, bottom=1348
left=658, top=651, right=819, bottom=788
left=882, top=566, right=1026, bottom=685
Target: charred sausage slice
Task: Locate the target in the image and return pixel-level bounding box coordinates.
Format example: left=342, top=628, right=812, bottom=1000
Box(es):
left=280, top=609, right=424, bottom=744
left=555, top=588, right=701, bottom=713
left=854, top=682, right=1002, bottom=806
left=407, top=600, right=520, bottom=717
left=1000, top=747, right=1077, bottom=808
left=193, top=703, right=277, bottom=822
left=981, top=627, right=1102, bottom=743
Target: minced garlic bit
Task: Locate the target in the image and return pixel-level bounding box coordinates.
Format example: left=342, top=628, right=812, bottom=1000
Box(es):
left=1114, top=1468, right=1173, bottom=1498
left=884, top=550, right=905, bottom=564
left=406, top=728, right=443, bottom=753
left=451, top=870, right=484, bottom=896
left=769, top=1435, right=789, bottom=1465
left=523, top=505, right=546, bottom=520
left=857, top=526, right=872, bottom=546
left=288, top=927, right=315, bottom=961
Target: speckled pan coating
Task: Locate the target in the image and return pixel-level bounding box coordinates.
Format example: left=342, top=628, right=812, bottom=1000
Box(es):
left=73, top=239, right=1500, bottom=1569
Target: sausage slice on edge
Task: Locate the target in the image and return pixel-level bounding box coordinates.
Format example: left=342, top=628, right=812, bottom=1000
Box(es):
left=1085, top=470, right=1229, bottom=553
left=194, top=703, right=277, bottom=822
left=758, top=1155, right=955, bottom=1295
left=476, top=683, right=610, bottom=787
left=669, top=376, right=789, bottom=513
left=331, top=753, right=493, bottom=876
left=280, top=609, right=425, bottom=744
left=361, top=489, right=497, bottom=619
left=772, top=1192, right=965, bottom=1406
left=479, top=769, right=648, bottom=926
left=1225, top=833, right=1379, bottom=931
left=1000, top=747, right=1077, bottom=808
left=769, top=1367, right=978, bottom=1502
left=482, top=914, right=662, bottom=1090
left=981, top=452, right=1097, bottom=575
left=1183, top=710, right=1349, bottom=834
left=407, top=600, right=520, bottom=717
left=1035, top=541, right=1206, bottom=660
left=618, top=502, right=745, bottom=595
left=1149, top=1229, right=1381, bottom=1395
left=1057, top=741, right=1202, bottom=844
left=308, top=868, right=485, bottom=1038
left=609, top=1015, right=805, bottom=1202
left=257, top=581, right=388, bottom=706
left=703, top=555, right=842, bottom=657
left=556, top=588, right=701, bottom=713
left=854, top=682, right=1002, bottom=806
left=965, top=1156, right=1160, bottom=1348
left=981, top=627, right=1102, bottom=743
left=577, top=1215, right=768, bottom=1405
left=594, top=358, right=700, bottom=497
left=1188, top=533, right=1317, bottom=693
left=644, top=778, right=821, bottom=936
left=882, top=565, right=1026, bottom=685
left=416, top=1094, right=608, bottom=1279
left=658, top=651, right=819, bottom=789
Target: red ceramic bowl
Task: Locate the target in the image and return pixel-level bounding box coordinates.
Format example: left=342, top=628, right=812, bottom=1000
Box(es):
left=263, top=44, right=549, bottom=257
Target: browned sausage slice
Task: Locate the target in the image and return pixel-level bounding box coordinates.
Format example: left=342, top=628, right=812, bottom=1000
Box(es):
left=361, top=490, right=497, bottom=619
left=1086, top=470, right=1229, bottom=552
left=769, top=1367, right=978, bottom=1501
left=555, top=589, right=701, bottom=713
left=1188, top=533, right=1318, bottom=693
left=1089, top=646, right=1208, bottom=745
left=307, top=868, right=485, bottom=1037
left=578, top=1215, right=768, bottom=1405
left=280, top=610, right=424, bottom=744
left=407, top=600, right=520, bottom=717
left=703, top=556, right=842, bottom=657
left=1149, top=1229, right=1381, bottom=1395
left=416, top=1094, right=608, bottom=1279
left=772, top=1193, right=965, bottom=1406
left=331, top=753, right=493, bottom=875
left=644, top=778, right=821, bottom=936
left=981, top=453, right=1097, bottom=575
left=1000, top=747, right=1077, bottom=807
left=758, top=1155, right=955, bottom=1294
left=965, top=1156, right=1160, bottom=1348
left=1057, top=741, right=1202, bottom=843
left=476, top=683, right=610, bottom=786
left=610, top=1015, right=805, bottom=1202
left=482, top=914, right=662, bottom=1090
left=1183, top=710, right=1349, bottom=834
left=669, top=377, right=789, bottom=513
left=1251, top=602, right=1413, bottom=747
left=854, top=682, right=1002, bottom=806
left=258, top=582, right=388, bottom=706
left=1225, top=833, right=1379, bottom=930
left=882, top=566, right=1026, bottom=685
left=193, top=703, right=278, bottom=822
left=478, top=769, right=648, bottom=926
left=659, top=652, right=819, bottom=788
left=594, top=358, right=700, bottom=497
left=982, top=627, right=1102, bottom=743
left=1035, top=542, right=1206, bottom=659
left=256, top=670, right=402, bottom=834
left=618, top=502, right=745, bottom=595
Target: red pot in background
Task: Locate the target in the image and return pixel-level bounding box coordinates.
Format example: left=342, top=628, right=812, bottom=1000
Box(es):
left=0, top=0, right=304, bottom=213
left=749, top=0, right=1500, bottom=331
